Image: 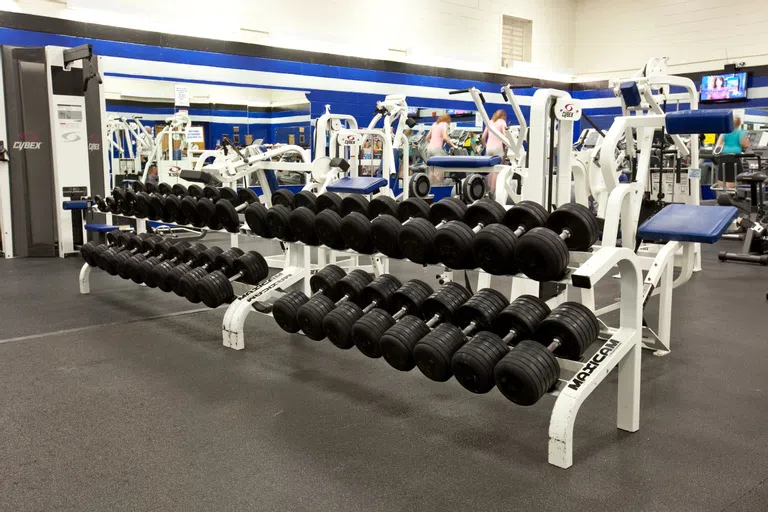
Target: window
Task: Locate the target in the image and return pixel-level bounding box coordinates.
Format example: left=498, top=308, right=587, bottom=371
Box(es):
left=501, top=15, right=532, bottom=67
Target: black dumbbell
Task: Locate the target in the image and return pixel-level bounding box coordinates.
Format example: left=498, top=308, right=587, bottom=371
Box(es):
left=368, top=196, right=433, bottom=258
left=179, top=195, right=206, bottom=227
left=151, top=243, right=209, bottom=292
left=112, top=186, right=138, bottom=216
left=446, top=295, right=550, bottom=393
left=92, top=195, right=118, bottom=214
left=289, top=192, right=351, bottom=246
left=80, top=230, right=134, bottom=267
left=166, top=246, right=226, bottom=296
left=196, top=187, right=239, bottom=230
left=311, top=193, right=367, bottom=249
left=115, top=238, right=184, bottom=283
left=132, top=181, right=158, bottom=194
left=244, top=202, right=272, bottom=238
left=99, top=234, right=163, bottom=276
left=379, top=282, right=473, bottom=372
left=432, top=199, right=506, bottom=269
left=265, top=204, right=297, bottom=241
left=179, top=247, right=245, bottom=303
left=338, top=196, right=401, bottom=253
left=494, top=302, right=600, bottom=405
left=397, top=197, right=468, bottom=264
left=94, top=233, right=153, bottom=273
left=215, top=188, right=261, bottom=233
left=131, top=240, right=194, bottom=287
left=132, top=189, right=162, bottom=220
left=272, top=265, right=349, bottom=333
left=148, top=183, right=187, bottom=224
left=271, top=189, right=296, bottom=209
left=171, top=183, right=189, bottom=197
left=295, top=270, right=374, bottom=340
left=472, top=201, right=549, bottom=275
left=514, top=203, right=600, bottom=282
left=410, top=289, right=509, bottom=380
left=196, top=251, right=269, bottom=308
left=324, top=278, right=428, bottom=351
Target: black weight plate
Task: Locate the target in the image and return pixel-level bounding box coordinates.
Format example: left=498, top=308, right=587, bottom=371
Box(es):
left=309, top=264, right=346, bottom=300
left=464, top=198, right=505, bottom=228
left=233, top=251, right=269, bottom=284
left=388, top=279, right=432, bottom=317
left=316, top=192, right=342, bottom=214
left=359, top=274, right=402, bottom=312
left=323, top=302, right=363, bottom=350
left=315, top=210, right=345, bottom=249
left=433, top=221, right=476, bottom=269
left=220, top=187, right=238, bottom=203
left=398, top=218, right=437, bottom=264
left=271, top=189, right=295, bottom=209
left=340, top=212, right=374, bottom=254
left=215, top=200, right=241, bottom=233
left=172, top=184, right=188, bottom=197
left=369, top=196, right=399, bottom=219
left=245, top=203, right=272, bottom=238
left=350, top=309, right=393, bottom=358
left=451, top=331, right=509, bottom=394
left=492, top=295, right=551, bottom=341
left=336, top=269, right=373, bottom=305
left=397, top=197, right=430, bottom=222
left=187, top=184, right=203, bottom=198
left=340, top=195, right=370, bottom=217
left=370, top=215, right=402, bottom=258
left=534, top=302, right=594, bottom=360
left=429, top=197, right=467, bottom=225
left=131, top=181, right=145, bottom=193
left=413, top=322, right=466, bottom=382
left=514, top=227, right=569, bottom=282
left=158, top=182, right=173, bottom=196
left=289, top=207, right=319, bottom=246
left=266, top=205, right=296, bottom=242
left=454, top=288, right=509, bottom=330
left=472, top=224, right=519, bottom=275
left=420, top=282, right=472, bottom=323
left=503, top=200, right=549, bottom=234
left=203, top=185, right=221, bottom=200
left=546, top=203, right=599, bottom=251
left=180, top=267, right=210, bottom=303
left=495, top=340, right=559, bottom=405
left=105, top=196, right=120, bottom=214
left=144, top=182, right=158, bottom=194
left=196, top=197, right=216, bottom=221
left=272, top=290, right=309, bottom=333
left=237, top=188, right=259, bottom=206
left=379, top=315, right=431, bottom=371
left=296, top=295, right=335, bottom=341
left=165, top=195, right=183, bottom=223
left=293, top=190, right=318, bottom=212
left=196, top=270, right=234, bottom=308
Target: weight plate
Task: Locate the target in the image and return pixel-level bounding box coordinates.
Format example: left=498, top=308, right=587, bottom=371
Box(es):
left=370, top=215, right=403, bottom=258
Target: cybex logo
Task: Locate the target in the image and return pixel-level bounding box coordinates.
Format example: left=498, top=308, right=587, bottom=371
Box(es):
left=13, top=141, right=42, bottom=150
left=89, top=143, right=100, bottom=151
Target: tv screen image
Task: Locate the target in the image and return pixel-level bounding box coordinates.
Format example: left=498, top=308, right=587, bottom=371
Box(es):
left=700, top=72, right=748, bottom=102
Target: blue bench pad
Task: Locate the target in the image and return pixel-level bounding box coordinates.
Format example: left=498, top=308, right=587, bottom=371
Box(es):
left=63, top=200, right=90, bottom=210
left=638, top=204, right=738, bottom=243
left=85, top=223, right=119, bottom=233
left=666, top=110, right=734, bottom=135
left=427, top=155, right=502, bottom=168
left=327, top=177, right=387, bottom=194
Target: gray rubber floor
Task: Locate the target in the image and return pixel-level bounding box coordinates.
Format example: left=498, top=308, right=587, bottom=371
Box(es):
left=0, top=240, right=766, bottom=511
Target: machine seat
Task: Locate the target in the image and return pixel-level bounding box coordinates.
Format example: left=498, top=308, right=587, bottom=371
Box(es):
left=736, top=172, right=768, bottom=184
left=326, top=177, right=387, bottom=194
left=85, top=223, right=120, bottom=233
left=426, top=155, right=502, bottom=168
left=62, top=200, right=90, bottom=210
left=638, top=204, right=738, bottom=244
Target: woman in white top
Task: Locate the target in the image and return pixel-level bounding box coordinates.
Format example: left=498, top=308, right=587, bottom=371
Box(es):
left=482, top=110, right=508, bottom=194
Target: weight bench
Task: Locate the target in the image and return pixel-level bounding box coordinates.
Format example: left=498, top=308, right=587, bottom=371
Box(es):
left=426, top=155, right=502, bottom=173
left=326, top=177, right=388, bottom=195
left=634, top=203, right=738, bottom=354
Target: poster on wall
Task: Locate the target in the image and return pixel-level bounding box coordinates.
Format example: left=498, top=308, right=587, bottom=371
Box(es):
left=185, top=126, right=205, bottom=143
left=174, top=84, right=190, bottom=107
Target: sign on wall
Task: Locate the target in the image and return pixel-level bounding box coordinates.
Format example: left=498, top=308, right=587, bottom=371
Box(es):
left=174, top=84, right=190, bottom=107
left=185, top=126, right=205, bottom=142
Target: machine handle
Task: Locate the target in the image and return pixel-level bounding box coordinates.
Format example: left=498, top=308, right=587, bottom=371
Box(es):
left=448, top=89, right=469, bottom=95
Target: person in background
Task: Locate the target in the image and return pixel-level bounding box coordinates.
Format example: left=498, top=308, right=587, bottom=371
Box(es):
left=426, top=114, right=456, bottom=184
left=146, top=164, right=160, bottom=186
left=715, top=116, right=750, bottom=190
left=482, top=110, right=508, bottom=195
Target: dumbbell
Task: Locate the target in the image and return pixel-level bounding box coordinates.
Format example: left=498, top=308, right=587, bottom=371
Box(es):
left=379, top=282, right=474, bottom=372
left=112, top=186, right=139, bottom=216
left=295, top=270, right=374, bottom=340
left=396, top=197, right=468, bottom=263
left=339, top=195, right=401, bottom=253
left=147, top=183, right=187, bottom=224
left=411, top=289, right=509, bottom=380
left=215, top=188, right=261, bottom=233
left=367, top=196, right=433, bottom=258
left=115, top=238, right=184, bottom=283
left=132, top=189, right=161, bottom=220
left=166, top=246, right=226, bottom=296
left=91, top=195, right=119, bottom=214
left=324, top=278, right=429, bottom=351
left=196, top=250, right=269, bottom=308
left=272, top=265, right=349, bottom=333
left=178, top=185, right=224, bottom=228
left=150, top=243, right=209, bottom=292
left=93, top=232, right=153, bottom=272
left=431, top=199, right=507, bottom=269
left=311, top=193, right=368, bottom=249
left=131, top=240, right=194, bottom=287
left=271, top=189, right=296, bottom=209
left=444, top=295, right=550, bottom=393
left=289, top=192, right=349, bottom=246
left=272, top=194, right=369, bottom=245
left=195, top=187, right=239, bottom=230
left=99, top=234, right=164, bottom=276
left=80, top=230, right=134, bottom=267
left=514, top=203, right=600, bottom=281
left=472, top=201, right=549, bottom=275
left=131, top=181, right=158, bottom=194
left=179, top=247, right=245, bottom=303
left=494, top=302, right=600, bottom=405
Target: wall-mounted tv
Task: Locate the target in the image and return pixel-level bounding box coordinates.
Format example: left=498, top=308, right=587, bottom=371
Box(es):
left=700, top=72, right=748, bottom=102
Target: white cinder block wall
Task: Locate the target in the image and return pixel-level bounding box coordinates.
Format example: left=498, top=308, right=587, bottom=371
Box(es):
left=6, top=0, right=576, bottom=78
left=572, top=0, right=768, bottom=80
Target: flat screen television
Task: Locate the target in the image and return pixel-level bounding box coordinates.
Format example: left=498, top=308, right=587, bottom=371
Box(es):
left=700, top=72, right=748, bottom=102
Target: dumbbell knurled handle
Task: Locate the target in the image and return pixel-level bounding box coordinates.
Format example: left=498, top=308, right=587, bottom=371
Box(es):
left=334, top=293, right=351, bottom=307
left=547, top=338, right=562, bottom=352
left=425, top=314, right=441, bottom=328
left=502, top=328, right=518, bottom=345
left=391, top=306, right=408, bottom=321
left=560, top=229, right=571, bottom=240
left=462, top=320, right=477, bottom=336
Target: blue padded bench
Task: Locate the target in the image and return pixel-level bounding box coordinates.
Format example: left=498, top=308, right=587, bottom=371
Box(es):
left=327, top=177, right=387, bottom=194
left=62, top=200, right=90, bottom=210
left=638, top=204, right=738, bottom=243
left=666, top=110, right=734, bottom=135
left=427, top=155, right=502, bottom=168
left=85, top=223, right=119, bottom=233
